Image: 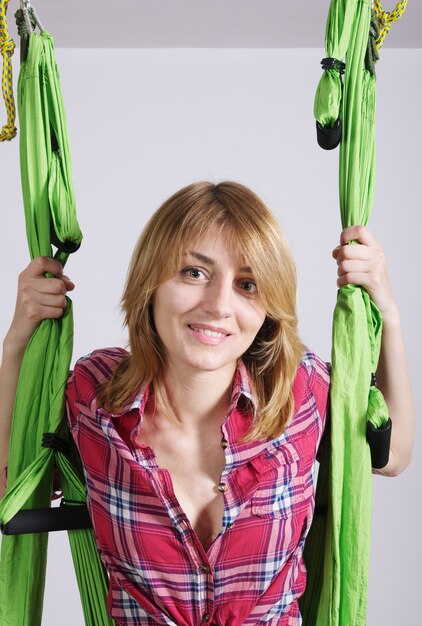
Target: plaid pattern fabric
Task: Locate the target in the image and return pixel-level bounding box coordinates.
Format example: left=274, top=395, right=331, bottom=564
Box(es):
left=65, top=347, right=330, bottom=626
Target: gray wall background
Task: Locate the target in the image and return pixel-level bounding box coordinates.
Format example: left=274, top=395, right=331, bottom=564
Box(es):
left=0, top=47, right=420, bottom=625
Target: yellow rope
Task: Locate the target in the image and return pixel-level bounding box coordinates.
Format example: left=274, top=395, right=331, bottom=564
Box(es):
left=0, top=0, right=16, bottom=141
left=374, top=0, right=408, bottom=54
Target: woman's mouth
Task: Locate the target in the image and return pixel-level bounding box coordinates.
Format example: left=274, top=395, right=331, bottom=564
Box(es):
left=187, top=324, right=231, bottom=343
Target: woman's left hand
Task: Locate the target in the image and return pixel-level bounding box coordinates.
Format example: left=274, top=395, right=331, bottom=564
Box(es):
left=332, top=225, right=399, bottom=321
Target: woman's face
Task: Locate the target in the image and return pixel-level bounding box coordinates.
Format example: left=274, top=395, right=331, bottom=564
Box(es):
left=152, top=229, right=267, bottom=377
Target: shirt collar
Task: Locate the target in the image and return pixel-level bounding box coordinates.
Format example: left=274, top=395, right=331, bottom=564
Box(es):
left=226, top=358, right=257, bottom=415
left=109, top=358, right=257, bottom=418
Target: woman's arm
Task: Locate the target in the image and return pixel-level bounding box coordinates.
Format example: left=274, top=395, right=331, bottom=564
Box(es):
left=332, top=225, right=415, bottom=477
left=372, top=310, right=414, bottom=476
left=0, top=257, right=74, bottom=500
left=0, top=338, right=26, bottom=500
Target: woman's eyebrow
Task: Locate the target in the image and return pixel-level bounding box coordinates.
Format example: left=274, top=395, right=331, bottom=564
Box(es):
left=185, top=251, right=252, bottom=273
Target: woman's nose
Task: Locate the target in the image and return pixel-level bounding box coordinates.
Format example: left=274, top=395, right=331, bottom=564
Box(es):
left=201, top=278, right=233, bottom=318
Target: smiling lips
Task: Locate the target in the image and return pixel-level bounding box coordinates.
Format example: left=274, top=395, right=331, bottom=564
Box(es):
left=188, top=324, right=231, bottom=346
left=188, top=324, right=231, bottom=339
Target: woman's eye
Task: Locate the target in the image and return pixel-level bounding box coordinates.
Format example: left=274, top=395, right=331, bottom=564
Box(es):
left=180, top=267, right=205, bottom=279
left=180, top=268, right=256, bottom=293
left=239, top=280, right=257, bottom=294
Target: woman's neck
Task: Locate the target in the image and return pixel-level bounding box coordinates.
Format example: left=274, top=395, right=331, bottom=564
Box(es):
left=159, top=360, right=237, bottom=433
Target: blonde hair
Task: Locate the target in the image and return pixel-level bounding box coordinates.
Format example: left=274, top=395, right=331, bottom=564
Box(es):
left=96, top=181, right=306, bottom=443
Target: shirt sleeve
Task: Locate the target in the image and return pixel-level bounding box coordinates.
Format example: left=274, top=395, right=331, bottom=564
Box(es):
left=64, top=347, right=130, bottom=434
left=310, top=358, right=331, bottom=421
left=64, top=357, right=98, bottom=433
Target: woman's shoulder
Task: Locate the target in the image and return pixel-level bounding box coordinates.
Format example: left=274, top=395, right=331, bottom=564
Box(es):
left=65, top=347, right=129, bottom=422
left=281, top=350, right=331, bottom=454
left=292, top=349, right=331, bottom=414
left=298, top=350, right=331, bottom=386
left=65, top=348, right=129, bottom=429
left=68, top=346, right=129, bottom=387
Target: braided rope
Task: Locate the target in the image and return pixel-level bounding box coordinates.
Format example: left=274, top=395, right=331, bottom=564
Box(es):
left=0, top=0, right=16, bottom=141
left=374, top=0, right=408, bottom=54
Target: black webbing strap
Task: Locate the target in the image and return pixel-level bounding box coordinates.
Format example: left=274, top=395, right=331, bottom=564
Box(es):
left=1, top=500, right=92, bottom=535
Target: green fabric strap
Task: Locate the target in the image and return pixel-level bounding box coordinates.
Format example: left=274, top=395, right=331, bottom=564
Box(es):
left=300, top=1, right=390, bottom=624
left=0, top=31, right=114, bottom=626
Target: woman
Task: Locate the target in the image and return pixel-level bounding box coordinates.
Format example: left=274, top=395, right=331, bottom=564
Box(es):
left=0, top=181, right=414, bottom=625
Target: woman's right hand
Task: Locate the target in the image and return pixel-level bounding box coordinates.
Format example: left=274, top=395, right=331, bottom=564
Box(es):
left=5, top=256, right=75, bottom=352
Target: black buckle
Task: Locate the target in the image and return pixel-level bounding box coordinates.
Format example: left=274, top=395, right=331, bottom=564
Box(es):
left=321, top=57, right=346, bottom=74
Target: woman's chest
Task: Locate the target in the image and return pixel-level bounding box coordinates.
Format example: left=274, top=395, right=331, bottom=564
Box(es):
left=137, top=426, right=227, bottom=551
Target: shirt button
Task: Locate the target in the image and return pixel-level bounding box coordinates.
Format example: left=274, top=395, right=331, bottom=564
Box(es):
left=200, top=563, right=211, bottom=573
left=202, top=612, right=210, bottom=622
left=218, top=482, right=227, bottom=493
left=221, top=438, right=228, bottom=449
left=226, top=521, right=234, bottom=529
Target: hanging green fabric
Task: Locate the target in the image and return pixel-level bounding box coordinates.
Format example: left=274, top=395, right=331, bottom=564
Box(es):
left=0, top=30, right=114, bottom=626
left=299, top=1, right=406, bottom=624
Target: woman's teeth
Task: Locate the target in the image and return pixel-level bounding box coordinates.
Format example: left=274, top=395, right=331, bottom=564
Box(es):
left=190, top=326, right=227, bottom=337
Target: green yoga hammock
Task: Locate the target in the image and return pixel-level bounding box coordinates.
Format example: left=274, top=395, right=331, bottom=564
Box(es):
left=298, top=1, right=406, bottom=625
left=0, top=1, right=405, bottom=624
left=0, top=25, right=115, bottom=626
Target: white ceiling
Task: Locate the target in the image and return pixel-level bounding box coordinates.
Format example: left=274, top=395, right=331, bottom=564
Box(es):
left=8, top=0, right=421, bottom=48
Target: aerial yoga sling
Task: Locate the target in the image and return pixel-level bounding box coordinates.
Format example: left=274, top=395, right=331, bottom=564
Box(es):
left=0, top=2, right=114, bottom=624
left=0, top=1, right=407, bottom=625
left=299, top=1, right=407, bottom=625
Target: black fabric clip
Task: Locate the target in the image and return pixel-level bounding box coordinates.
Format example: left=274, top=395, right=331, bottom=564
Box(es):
left=321, top=57, right=346, bottom=74
left=367, top=417, right=392, bottom=469
left=41, top=432, right=70, bottom=456
left=316, top=118, right=342, bottom=150
left=50, top=225, right=81, bottom=254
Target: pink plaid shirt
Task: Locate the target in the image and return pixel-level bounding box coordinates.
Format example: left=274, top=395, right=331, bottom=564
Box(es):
left=65, top=347, right=330, bottom=625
